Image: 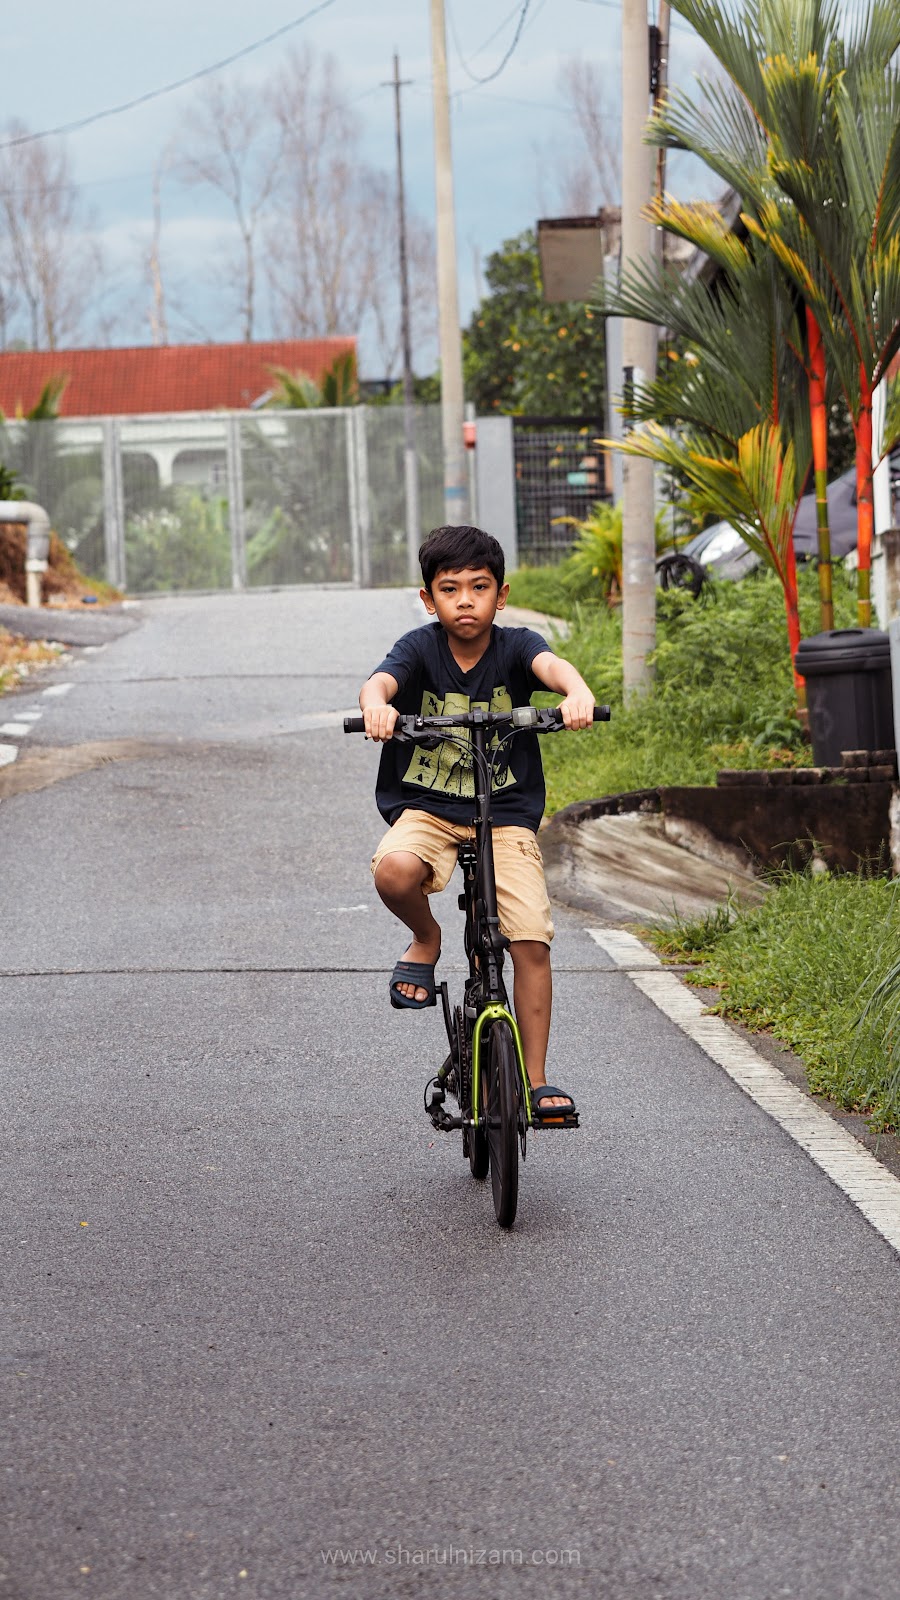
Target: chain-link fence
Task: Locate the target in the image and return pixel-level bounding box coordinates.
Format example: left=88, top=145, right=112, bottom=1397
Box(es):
left=512, top=418, right=610, bottom=566
left=0, top=405, right=447, bottom=594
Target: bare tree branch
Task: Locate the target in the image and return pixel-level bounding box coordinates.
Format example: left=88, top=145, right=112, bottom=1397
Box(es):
left=147, top=159, right=170, bottom=346
left=559, top=58, right=620, bottom=208
left=0, top=121, right=102, bottom=349
left=172, top=76, right=281, bottom=341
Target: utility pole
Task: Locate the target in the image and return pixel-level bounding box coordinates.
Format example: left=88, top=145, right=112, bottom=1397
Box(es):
left=429, top=0, right=469, bottom=525
left=620, top=0, right=659, bottom=698
left=385, top=52, right=422, bottom=582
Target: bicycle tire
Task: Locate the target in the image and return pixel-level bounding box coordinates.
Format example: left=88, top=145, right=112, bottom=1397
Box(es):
left=457, top=1006, right=488, bottom=1180
left=486, top=1019, right=520, bottom=1228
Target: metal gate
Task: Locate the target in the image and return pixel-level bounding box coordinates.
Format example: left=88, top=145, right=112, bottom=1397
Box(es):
left=0, top=405, right=444, bottom=593
left=512, top=416, right=610, bottom=566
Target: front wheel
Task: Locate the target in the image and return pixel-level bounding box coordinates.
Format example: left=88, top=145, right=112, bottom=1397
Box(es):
left=485, top=1020, right=520, bottom=1228
left=458, top=1006, right=488, bottom=1181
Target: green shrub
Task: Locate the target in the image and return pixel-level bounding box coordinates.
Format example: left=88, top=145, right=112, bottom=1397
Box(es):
left=533, top=563, right=857, bottom=811
left=508, top=501, right=677, bottom=612
left=124, top=490, right=231, bottom=592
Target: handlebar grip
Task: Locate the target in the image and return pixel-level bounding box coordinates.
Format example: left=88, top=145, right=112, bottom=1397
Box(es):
left=343, top=715, right=366, bottom=733
left=545, top=705, right=611, bottom=726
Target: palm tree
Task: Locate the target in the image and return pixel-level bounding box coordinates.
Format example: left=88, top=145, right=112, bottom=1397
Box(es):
left=596, top=206, right=812, bottom=699
left=264, top=350, right=359, bottom=409
left=654, top=0, right=900, bottom=625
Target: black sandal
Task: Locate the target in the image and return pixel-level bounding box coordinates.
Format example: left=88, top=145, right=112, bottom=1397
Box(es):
left=389, top=958, right=438, bottom=1010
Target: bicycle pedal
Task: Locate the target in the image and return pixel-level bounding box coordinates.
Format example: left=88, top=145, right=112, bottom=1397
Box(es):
left=531, top=1112, right=580, bottom=1130
left=426, top=1099, right=463, bottom=1133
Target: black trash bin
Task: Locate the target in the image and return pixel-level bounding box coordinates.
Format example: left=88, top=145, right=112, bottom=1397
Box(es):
left=795, top=628, right=895, bottom=767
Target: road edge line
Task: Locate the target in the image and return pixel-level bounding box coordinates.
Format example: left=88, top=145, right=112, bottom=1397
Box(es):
left=587, top=928, right=900, bottom=1257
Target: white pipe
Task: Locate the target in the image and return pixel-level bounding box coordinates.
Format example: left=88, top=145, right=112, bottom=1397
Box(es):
left=0, top=500, right=52, bottom=608
left=872, top=383, right=892, bottom=628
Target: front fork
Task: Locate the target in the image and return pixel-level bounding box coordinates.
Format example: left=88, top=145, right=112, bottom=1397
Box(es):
left=471, top=1003, right=532, bottom=1130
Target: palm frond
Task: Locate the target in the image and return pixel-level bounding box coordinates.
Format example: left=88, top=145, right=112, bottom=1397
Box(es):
left=265, top=366, right=321, bottom=409
left=842, top=0, right=900, bottom=77
left=606, top=419, right=799, bottom=583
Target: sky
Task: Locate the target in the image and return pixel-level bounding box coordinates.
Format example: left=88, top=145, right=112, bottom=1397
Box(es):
left=0, top=0, right=714, bottom=371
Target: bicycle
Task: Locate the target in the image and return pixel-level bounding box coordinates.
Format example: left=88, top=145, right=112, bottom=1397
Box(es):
left=345, top=701, right=610, bottom=1228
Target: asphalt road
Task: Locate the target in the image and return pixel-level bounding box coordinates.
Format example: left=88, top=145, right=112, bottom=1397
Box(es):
left=2, top=589, right=900, bottom=1600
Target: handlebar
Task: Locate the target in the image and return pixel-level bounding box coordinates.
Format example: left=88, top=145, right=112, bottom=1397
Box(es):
left=343, top=705, right=611, bottom=735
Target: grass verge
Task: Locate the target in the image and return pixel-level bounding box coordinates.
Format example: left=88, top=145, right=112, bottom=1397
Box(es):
left=0, top=630, right=64, bottom=695
left=644, top=872, right=900, bottom=1131
left=509, top=563, right=858, bottom=814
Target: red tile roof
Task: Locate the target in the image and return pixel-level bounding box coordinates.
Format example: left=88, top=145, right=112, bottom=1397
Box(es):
left=0, top=338, right=357, bottom=417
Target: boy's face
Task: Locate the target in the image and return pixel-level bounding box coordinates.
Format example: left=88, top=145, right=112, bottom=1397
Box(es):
left=420, top=565, right=509, bottom=644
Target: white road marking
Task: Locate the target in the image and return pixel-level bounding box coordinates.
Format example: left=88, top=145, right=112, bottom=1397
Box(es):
left=592, top=928, right=900, bottom=1257
left=0, top=722, right=34, bottom=737
left=82, top=645, right=107, bottom=654
left=587, top=928, right=662, bottom=968
left=0, top=744, right=18, bottom=767
left=42, top=683, right=73, bottom=697
left=15, top=712, right=42, bottom=722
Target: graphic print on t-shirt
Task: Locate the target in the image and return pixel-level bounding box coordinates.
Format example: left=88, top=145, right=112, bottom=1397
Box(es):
left=402, top=685, right=515, bottom=797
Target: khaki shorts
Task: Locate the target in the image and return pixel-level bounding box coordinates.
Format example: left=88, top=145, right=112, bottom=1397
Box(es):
left=371, top=808, right=554, bottom=945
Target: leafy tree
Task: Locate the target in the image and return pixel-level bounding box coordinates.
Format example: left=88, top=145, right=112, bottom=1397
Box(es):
left=463, top=230, right=606, bottom=417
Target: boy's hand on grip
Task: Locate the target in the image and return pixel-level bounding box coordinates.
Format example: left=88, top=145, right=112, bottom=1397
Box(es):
left=363, top=704, right=399, bottom=742
left=557, top=690, right=596, bottom=730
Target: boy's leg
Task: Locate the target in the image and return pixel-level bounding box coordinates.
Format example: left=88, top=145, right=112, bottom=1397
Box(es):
left=371, top=812, right=461, bottom=1005
left=508, top=939, right=557, bottom=1095
left=493, top=828, right=573, bottom=1111
left=373, top=851, right=441, bottom=1003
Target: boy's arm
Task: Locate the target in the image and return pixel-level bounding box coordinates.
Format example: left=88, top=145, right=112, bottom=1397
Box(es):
left=530, top=651, right=596, bottom=730
left=359, top=671, right=400, bottom=742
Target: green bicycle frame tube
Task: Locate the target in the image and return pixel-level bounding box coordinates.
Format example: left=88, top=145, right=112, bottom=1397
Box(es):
left=471, top=1003, right=533, bottom=1129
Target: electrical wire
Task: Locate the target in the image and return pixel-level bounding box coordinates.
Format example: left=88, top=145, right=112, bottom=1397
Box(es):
left=0, top=0, right=338, bottom=151
left=448, top=0, right=535, bottom=86
left=447, top=0, right=526, bottom=71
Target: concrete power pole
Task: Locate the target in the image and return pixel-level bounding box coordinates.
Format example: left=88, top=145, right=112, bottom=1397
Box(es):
left=387, top=53, right=422, bottom=583
left=429, top=0, right=469, bottom=525
left=620, top=0, right=659, bottom=698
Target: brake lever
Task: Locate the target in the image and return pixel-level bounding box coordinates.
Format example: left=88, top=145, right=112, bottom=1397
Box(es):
left=392, top=729, right=442, bottom=748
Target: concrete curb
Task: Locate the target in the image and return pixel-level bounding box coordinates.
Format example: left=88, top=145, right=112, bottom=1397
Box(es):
left=0, top=602, right=141, bottom=647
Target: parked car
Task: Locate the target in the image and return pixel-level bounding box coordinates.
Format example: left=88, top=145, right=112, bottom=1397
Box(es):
left=659, top=462, right=887, bottom=590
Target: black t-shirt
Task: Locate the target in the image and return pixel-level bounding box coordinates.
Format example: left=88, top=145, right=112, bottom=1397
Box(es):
left=371, top=622, right=551, bottom=829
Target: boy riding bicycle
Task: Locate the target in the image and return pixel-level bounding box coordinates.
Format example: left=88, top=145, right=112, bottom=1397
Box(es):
left=359, top=523, right=595, bottom=1119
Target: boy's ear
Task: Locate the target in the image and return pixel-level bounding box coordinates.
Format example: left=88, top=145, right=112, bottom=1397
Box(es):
left=495, top=582, right=510, bottom=610
left=420, top=586, right=436, bottom=614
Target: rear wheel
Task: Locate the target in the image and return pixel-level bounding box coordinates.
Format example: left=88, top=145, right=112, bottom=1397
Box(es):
left=486, top=1020, right=520, bottom=1228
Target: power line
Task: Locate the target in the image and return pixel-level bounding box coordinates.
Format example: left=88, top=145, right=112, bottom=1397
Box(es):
left=448, top=0, right=527, bottom=67
left=0, top=0, right=338, bottom=151
left=447, top=0, right=535, bottom=86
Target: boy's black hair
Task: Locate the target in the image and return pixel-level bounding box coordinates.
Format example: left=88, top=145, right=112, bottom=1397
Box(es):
left=418, top=524, right=505, bottom=591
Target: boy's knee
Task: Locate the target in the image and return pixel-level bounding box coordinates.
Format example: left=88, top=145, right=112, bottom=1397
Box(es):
left=510, top=939, right=551, bottom=968
left=374, top=850, right=429, bottom=900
